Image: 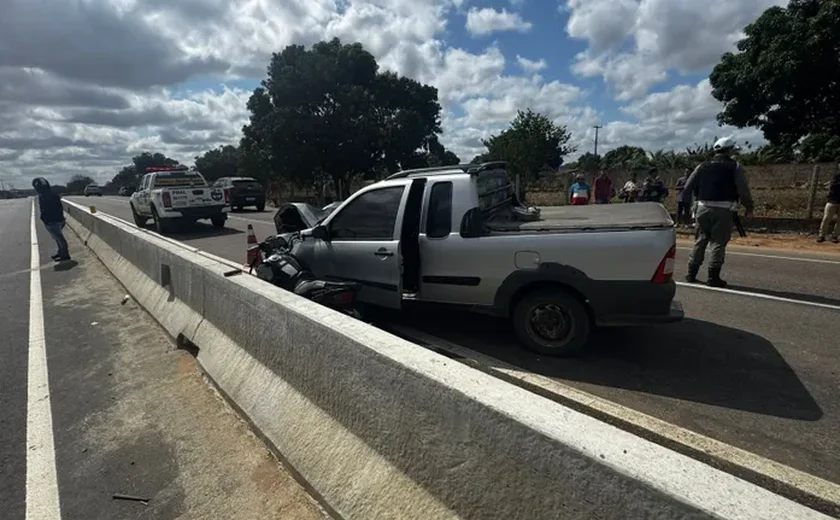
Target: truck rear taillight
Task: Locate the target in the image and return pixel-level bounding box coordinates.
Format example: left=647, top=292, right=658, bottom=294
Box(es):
left=652, top=245, right=676, bottom=284
left=162, top=191, right=172, bottom=208
left=224, top=188, right=230, bottom=205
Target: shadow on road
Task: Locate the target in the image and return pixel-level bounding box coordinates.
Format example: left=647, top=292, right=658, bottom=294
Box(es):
left=162, top=223, right=244, bottom=240
left=399, top=311, right=822, bottom=421
left=53, top=260, right=79, bottom=272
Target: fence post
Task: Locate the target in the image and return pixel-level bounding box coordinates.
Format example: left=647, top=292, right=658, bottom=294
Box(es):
left=806, top=164, right=820, bottom=219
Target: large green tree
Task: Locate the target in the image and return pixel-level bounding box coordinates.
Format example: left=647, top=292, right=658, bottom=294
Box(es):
left=482, top=109, right=575, bottom=188
left=243, top=39, right=444, bottom=197
left=576, top=152, right=602, bottom=173
left=107, top=152, right=180, bottom=190
left=600, top=145, right=649, bottom=171
left=194, top=145, right=240, bottom=182
left=710, top=0, right=840, bottom=145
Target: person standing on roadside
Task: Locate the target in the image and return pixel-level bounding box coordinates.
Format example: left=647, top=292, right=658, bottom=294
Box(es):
left=569, top=173, right=591, bottom=206
left=620, top=173, right=640, bottom=202
left=682, top=137, right=753, bottom=287
left=675, top=169, right=691, bottom=226
left=593, top=170, right=613, bottom=204
left=640, top=168, right=668, bottom=203
left=32, top=177, right=71, bottom=261
left=817, top=169, right=840, bottom=243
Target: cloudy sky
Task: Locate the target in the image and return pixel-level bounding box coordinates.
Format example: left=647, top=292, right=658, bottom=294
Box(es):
left=0, top=0, right=784, bottom=187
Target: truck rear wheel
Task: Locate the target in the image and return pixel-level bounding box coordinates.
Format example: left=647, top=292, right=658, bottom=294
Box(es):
left=152, top=208, right=170, bottom=234
left=210, top=214, right=226, bottom=228
left=512, top=288, right=591, bottom=356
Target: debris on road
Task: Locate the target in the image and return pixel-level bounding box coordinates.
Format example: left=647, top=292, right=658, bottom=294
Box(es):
left=112, top=493, right=149, bottom=505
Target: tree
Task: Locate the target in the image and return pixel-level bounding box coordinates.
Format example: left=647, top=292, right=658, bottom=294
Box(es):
left=481, top=109, right=575, bottom=190
left=601, top=145, right=649, bottom=171
left=796, top=133, right=840, bottom=163
left=106, top=152, right=180, bottom=191
left=576, top=152, right=602, bottom=173
left=67, top=175, right=95, bottom=194
left=710, top=0, right=840, bottom=145
left=195, top=145, right=240, bottom=182
left=243, top=39, right=445, bottom=198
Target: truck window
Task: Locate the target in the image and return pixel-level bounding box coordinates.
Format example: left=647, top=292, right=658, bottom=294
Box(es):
left=425, top=181, right=452, bottom=238
left=330, top=186, right=405, bottom=240
left=151, top=172, right=206, bottom=188
left=232, top=179, right=263, bottom=190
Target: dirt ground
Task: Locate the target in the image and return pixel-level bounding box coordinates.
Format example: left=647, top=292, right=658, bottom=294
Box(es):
left=677, top=231, right=840, bottom=255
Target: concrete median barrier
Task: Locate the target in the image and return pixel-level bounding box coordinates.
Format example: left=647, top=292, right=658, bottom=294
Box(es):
left=60, top=199, right=833, bottom=520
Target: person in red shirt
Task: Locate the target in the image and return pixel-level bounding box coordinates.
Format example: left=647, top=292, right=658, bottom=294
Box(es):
left=593, top=170, right=613, bottom=204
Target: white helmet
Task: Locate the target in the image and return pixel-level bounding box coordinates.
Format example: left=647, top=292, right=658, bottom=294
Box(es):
left=713, top=136, right=739, bottom=153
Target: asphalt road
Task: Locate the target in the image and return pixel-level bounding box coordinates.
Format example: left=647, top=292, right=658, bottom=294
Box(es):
left=1, top=198, right=326, bottom=520
left=67, top=196, right=840, bottom=487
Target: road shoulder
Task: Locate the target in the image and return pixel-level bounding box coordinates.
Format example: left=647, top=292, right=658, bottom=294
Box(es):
left=38, top=219, right=327, bottom=519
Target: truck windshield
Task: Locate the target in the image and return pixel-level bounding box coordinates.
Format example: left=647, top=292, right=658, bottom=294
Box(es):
left=232, top=180, right=262, bottom=190
left=152, top=173, right=206, bottom=188
left=476, top=169, right=514, bottom=212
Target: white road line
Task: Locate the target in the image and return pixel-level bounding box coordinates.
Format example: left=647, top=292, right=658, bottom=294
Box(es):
left=676, top=246, right=840, bottom=265
left=27, top=201, right=61, bottom=519
left=676, top=281, right=840, bottom=311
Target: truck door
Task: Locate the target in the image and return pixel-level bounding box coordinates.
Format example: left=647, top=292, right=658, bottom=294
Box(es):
left=136, top=175, right=152, bottom=214
left=318, top=182, right=410, bottom=309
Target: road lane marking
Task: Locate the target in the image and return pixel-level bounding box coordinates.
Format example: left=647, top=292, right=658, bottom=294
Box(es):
left=675, top=282, right=840, bottom=311
left=676, top=246, right=840, bottom=265
left=27, top=200, right=62, bottom=519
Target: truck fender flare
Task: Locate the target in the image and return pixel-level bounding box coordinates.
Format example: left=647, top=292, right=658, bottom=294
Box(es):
left=493, top=262, right=591, bottom=316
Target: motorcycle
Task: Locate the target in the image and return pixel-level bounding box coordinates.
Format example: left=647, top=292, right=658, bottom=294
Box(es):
left=248, top=233, right=363, bottom=319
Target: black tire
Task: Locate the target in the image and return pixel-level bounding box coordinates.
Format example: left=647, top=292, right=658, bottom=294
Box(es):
left=210, top=214, right=226, bottom=228
left=130, top=203, right=146, bottom=227
left=512, top=288, right=591, bottom=356
left=152, top=208, right=169, bottom=234
left=255, top=202, right=265, bottom=212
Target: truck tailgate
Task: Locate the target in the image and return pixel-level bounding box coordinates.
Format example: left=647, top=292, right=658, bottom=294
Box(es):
left=487, top=202, right=674, bottom=233
left=168, top=187, right=224, bottom=208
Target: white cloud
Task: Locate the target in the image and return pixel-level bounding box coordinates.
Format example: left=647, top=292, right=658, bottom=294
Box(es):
left=465, top=7, right=533, bottom=36
left=564, top=0, right=786, bottom=100
left=516, top=55, right=547, bottom=73
left=0, top=0, right=771, bottom=187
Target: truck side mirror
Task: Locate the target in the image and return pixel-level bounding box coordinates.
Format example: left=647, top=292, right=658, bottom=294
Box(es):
left=311, top=225, right=330, bottom=241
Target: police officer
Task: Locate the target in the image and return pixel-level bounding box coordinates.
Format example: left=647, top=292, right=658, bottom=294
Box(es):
left=682, top=136, right=754, bottom=287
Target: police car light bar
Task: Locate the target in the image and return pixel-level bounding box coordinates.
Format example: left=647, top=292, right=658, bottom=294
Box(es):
left=146, top=165, right=190, bottom=172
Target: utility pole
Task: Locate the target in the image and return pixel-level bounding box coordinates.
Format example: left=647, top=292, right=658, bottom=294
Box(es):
left=593, top=125, right=602, bottom=156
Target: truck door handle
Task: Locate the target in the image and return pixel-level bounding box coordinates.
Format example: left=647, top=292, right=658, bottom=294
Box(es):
left=374, top=249, right=394, bottom=257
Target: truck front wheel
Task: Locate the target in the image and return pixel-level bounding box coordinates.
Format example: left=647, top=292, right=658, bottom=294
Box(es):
left=210, top=214, right=226, bottom=228
left=512, top=288, right=591, bottom=356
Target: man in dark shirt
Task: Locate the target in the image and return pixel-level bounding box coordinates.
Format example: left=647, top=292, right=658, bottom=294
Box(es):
left=640, top=168, right=668, bottom=203
left=817, top=169, right=840, bottom=243
left=32, top=177, right=70, bottom=261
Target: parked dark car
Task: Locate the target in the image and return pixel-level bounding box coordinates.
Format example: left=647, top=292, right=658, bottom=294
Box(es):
left=214, top=177, right=266, bottom=211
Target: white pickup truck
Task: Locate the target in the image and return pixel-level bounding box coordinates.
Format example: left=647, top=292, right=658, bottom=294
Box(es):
left=273, top=162, right=683, bottom=356
left=129, top=166, right=229, bottom=234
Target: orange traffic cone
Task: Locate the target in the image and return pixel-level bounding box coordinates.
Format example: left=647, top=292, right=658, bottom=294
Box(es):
left=245, top=224, right=261, bottom=269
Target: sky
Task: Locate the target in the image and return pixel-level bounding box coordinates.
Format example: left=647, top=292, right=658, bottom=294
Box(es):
left=0, top=0, right=786, bottom=187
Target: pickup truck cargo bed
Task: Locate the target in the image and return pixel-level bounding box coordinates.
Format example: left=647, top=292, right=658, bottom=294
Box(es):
left=486, top=202, right=673, bottom=233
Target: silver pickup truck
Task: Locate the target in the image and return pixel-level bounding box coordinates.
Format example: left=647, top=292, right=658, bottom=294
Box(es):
left=273, top=162, right=683, bottom=356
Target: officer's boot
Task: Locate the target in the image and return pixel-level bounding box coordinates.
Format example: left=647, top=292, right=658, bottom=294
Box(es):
left=685, top=263, right=700, bottom=283
left=707, top=267, right=728, bottom=288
